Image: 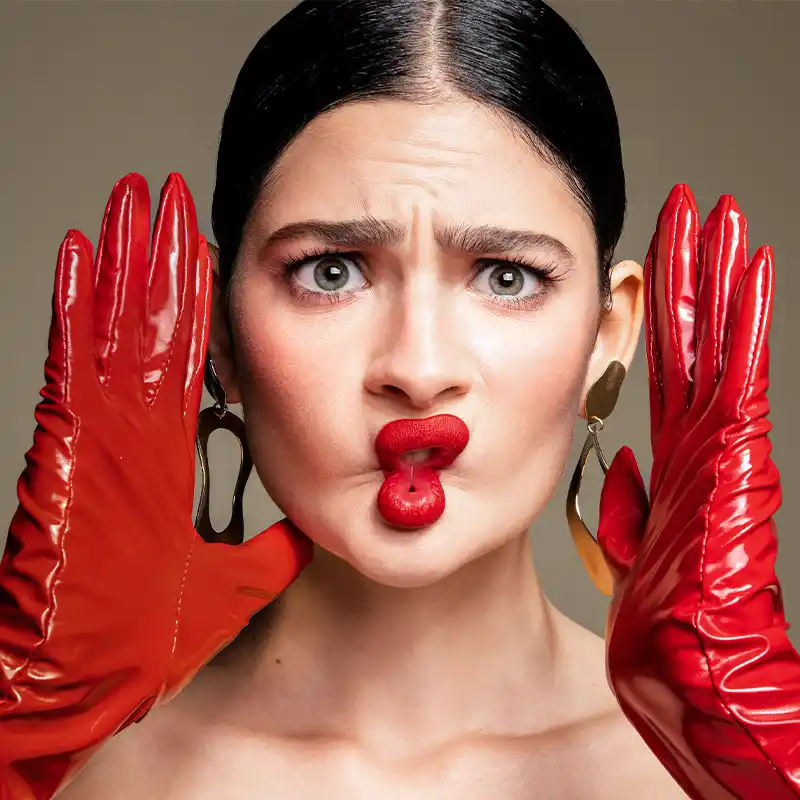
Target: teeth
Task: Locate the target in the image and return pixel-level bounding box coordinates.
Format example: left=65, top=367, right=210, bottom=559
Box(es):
left=404, top=448, right=435, bottom=465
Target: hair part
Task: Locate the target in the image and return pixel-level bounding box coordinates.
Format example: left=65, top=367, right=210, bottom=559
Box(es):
left=212, top=0, right=625, bottom=308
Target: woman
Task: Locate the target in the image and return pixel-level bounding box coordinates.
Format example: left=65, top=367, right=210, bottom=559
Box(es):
left=1, top=1, right=795, bottom=798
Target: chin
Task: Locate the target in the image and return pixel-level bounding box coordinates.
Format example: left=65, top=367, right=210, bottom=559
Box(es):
left=283, top=485, right=517, bottom=589
left=344, top=524, right=474, bottom=589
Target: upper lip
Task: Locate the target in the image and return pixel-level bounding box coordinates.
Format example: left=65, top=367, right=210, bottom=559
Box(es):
left=374, top=414, right=470, bottom=472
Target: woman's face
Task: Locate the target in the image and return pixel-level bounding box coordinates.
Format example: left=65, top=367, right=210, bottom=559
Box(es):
left=219, top=96, right=639, bottom=588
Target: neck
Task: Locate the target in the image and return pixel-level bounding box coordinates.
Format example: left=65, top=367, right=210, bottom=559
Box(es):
left=217, top=532, right=565, bottom=757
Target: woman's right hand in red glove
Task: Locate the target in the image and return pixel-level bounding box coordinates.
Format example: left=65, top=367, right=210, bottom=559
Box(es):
left=0, top=174, right=312, bottom=799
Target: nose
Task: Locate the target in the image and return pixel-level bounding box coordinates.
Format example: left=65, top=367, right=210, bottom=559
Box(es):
left=364, top=280, right=474, bottom=411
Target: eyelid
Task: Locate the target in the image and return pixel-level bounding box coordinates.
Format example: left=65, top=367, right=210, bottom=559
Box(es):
left=472, top=256, right=561, bottom=280
left=280, top=247, right=365, bottom=270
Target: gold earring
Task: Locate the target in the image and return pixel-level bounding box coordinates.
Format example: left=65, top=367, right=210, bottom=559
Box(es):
left=194, top=357, right=253, bottom=545
left=566, top=361, right=626, bottom=596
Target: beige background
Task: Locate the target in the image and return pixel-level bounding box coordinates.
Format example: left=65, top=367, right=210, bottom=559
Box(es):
left=1, top=0, right=798, bottom=639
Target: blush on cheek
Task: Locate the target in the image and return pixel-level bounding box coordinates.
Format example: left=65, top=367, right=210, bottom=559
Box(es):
left=233, top=302, right=370, bottom=487
left=483, top=318, right=592, bottom=484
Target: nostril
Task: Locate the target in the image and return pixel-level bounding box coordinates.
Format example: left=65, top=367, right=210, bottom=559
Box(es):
left=370, top=375, right=470, bottom=410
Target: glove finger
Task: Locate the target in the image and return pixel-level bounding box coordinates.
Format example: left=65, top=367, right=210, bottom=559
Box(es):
left=183, top=236, right=212, bottom=424
left=643, top=237, right=663, bottom=452
left=44, top=231, right=96, bottom=404
left=597, top=446, right=649, bottom=584
left=693, top=195, right=749, bottom=412
left=649, top=185, right=700, bottom=493
left=718, top=244, right=774, bottom=416
left=143, top=175, right=185, bottom=405
left=93, top=174, right=150, bottom=395
left=144, top=174, right=198, bottom=409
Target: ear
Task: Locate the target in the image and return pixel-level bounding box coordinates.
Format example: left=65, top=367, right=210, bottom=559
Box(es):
left=206, top=243, right=242, bottom=404
left=580, top=259, right=644, bottom=418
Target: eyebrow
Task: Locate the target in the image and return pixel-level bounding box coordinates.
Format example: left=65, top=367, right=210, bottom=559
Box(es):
left=259, top=217, right=575, bottom=265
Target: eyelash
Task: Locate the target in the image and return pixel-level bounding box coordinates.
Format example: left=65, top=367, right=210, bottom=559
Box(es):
left=278, top=246, right=563, bottom=310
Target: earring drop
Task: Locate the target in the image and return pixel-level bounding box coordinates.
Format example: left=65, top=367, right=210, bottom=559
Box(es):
left=194, top=357, right=253, bottom=545
left=565, top=361, right=626, bottom=595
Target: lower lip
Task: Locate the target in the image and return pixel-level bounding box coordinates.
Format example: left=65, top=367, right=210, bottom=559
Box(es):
left=376, top=465, right=446, bottom=530
left=374, top=415, right=469, bottom=530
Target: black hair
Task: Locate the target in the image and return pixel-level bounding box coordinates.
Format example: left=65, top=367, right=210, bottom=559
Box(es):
left=212, top=0, right=625, bottom=304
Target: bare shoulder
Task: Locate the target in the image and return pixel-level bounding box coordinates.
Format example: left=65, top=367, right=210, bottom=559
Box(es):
left=552, top=611, right=688, bottom=799
left=56, top=679, right=207, bottom=799
left=584, top=707, right=690, bottom=799
left=56, top=712, right=171, bottom=799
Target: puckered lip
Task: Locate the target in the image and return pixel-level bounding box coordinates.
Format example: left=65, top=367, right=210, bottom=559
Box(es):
left=374, top=414, right=470, bottom=472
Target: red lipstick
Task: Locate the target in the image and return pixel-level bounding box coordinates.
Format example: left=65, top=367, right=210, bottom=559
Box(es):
left=374, top=414, right=470, bottom=530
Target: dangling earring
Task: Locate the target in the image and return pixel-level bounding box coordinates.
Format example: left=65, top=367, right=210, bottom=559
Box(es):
left=566, top=361, right=626, bottom=596
left=194, top=357, right=253, bottom=545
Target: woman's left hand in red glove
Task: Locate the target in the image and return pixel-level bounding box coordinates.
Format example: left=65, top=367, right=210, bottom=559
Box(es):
left=598, top=185, right=800, bottom=799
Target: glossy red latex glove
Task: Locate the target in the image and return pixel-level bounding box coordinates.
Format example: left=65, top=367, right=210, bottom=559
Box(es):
left=0, top=174, right=311, bottom=799
left=598, top=185, right=800, bottom=799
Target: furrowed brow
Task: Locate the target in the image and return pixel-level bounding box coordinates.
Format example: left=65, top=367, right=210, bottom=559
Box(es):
left=261, top=217, right=406, bottom=250
left=435, top=223, right=575, bottom=265
left=260, top=217, right=575, bottom=266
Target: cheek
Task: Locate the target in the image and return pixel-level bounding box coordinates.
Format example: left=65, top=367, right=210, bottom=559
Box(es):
left=469, top=297, right=597, bottom=505
left=230, top=285, right=370, bottom=483
left=479, top=315, right=592, bottom=437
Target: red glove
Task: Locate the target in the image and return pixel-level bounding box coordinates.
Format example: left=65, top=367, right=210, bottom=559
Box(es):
left=598, top=185, right=800, bottom=798
left=0, top=174, right=311, bottom=799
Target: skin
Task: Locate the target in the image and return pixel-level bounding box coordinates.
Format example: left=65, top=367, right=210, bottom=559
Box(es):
left=60, top=95, right=686, bottom=798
